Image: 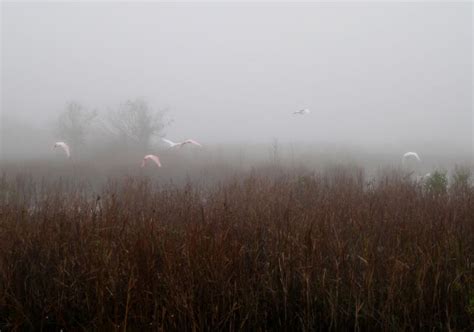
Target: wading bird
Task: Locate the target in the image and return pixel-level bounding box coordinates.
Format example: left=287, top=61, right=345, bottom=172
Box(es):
left=162, top=138, right=202, bottom=148
left=293, top=109, right=310, bottom=115
left=53, top=142, right=71, bottom=158
left=142, top=155, right=162, bottom=168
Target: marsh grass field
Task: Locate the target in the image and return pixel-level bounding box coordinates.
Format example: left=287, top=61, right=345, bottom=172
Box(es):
left=0, top=148, right=473, bottom=331
left=2, top=1, right=473, bottom=330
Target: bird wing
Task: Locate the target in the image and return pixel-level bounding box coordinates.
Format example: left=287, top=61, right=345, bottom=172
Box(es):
left=144, top=155, right=162, bottom=168
left=162, top=138, right=176, bottom=147
left=185, top=139, right=202, bottom=147
left=151, top=155, right=162, bottom=167
left=54, top=142, right=70, bottom=158
left=402, top=152, right=421, bottom=162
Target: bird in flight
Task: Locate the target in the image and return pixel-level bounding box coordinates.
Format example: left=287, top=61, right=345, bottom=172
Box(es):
left=162, top=138, right=202, bottom=148
left=293, top=109, right=310, bottom=115
left=402, top=152, right=421, bottom=165
left=142, top=154, right=162, bottom=168
left=53, top=142, right=71, bottom=158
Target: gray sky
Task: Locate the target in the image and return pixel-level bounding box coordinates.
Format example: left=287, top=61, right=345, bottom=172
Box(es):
left=1, top=2, right=472, bottom=150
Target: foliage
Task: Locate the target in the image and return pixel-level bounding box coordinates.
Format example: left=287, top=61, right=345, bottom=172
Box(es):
left=451, top=166, right=471, bottom=193
left=0, top=168, right=472, bottom=330
left=424, top=170, right=448, bottom=195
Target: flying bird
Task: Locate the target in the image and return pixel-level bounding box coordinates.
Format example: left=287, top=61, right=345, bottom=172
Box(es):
left=53, top=142, right=70, bottom=158
left=162, top=138, right=181, bottom=148
left=402, top=152, right=421, bottom=165
left=142, top=154, right=162, bottom=168
left=293, top=109, right=310, bottom=115
left=162, top=138, right=202, bottom=148
left=402, top=152, right=421, bottom=164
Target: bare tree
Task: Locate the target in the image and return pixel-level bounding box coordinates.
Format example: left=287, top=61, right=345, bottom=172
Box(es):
left=55, top=101, right=97, bottom=150
left=106, top=98, right=169, bottom=153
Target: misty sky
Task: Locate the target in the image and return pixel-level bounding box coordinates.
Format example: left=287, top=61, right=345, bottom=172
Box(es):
left=1, top=2, right=472, bottom=151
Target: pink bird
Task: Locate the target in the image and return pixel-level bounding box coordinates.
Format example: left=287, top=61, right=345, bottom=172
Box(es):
left=53, top=141, right=71, bottom=158
left=162, top=138, right=202, bottom=148
left=141, top=154, right=162, bottom=168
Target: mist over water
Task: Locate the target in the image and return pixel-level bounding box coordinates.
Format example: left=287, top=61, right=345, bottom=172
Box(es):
left=1, top=2, right=472, bottom=166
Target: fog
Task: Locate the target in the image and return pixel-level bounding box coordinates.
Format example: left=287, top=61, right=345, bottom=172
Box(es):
left=1, top=2, right=472, bottom=163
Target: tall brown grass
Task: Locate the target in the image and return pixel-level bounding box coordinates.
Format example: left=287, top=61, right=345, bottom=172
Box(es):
left=0, top=167, right=472, bottom=330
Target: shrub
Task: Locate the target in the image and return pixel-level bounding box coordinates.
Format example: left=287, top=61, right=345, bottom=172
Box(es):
left=424, top=170, right=448, bottom=195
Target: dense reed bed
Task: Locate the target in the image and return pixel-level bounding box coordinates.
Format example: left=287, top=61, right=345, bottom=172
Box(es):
left=0, top=167, right=473, bottom=330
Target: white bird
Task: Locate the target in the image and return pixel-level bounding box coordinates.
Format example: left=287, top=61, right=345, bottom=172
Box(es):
left=141, top=154, right=162, bottom=168
left=293, top=109, right=310, bottom=115
left=162, top=138, right=202, bottom=148
left=162, top=138, right=181, bottom=148
left=402, top=152, right=421, bottom=164
left=53, top=142, right=70, bottom=158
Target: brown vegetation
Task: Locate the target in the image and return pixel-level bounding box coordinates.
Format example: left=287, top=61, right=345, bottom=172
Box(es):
left=0, top=166, right=473, bottom=330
